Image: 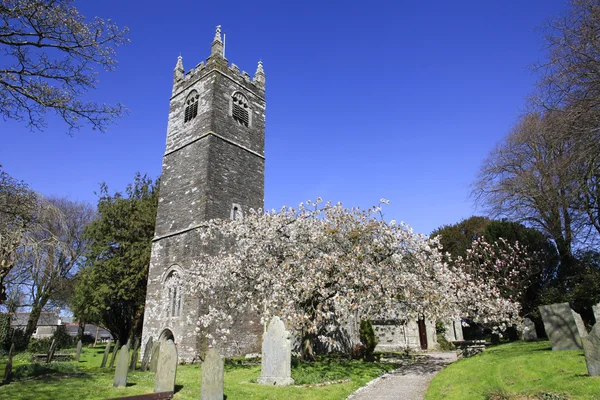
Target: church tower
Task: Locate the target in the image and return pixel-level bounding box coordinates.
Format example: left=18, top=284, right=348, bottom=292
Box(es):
left=141, top=26, right=266, bottom=360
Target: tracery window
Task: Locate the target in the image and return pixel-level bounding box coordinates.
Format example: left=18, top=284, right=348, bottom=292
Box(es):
left=184, top=91, right=199, bottom=123
left=164, top=270, right=182, bottom=318
left=231, top=92, right=249, bottom=127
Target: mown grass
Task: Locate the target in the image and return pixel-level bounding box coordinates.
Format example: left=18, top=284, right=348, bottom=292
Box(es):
left=425, top=340, right=600, bottom=400
left=0, top=345, right=401, bottom=399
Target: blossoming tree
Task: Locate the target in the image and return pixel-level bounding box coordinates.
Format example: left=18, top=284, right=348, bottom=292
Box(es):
left=189, top=199, right=523, bottom=357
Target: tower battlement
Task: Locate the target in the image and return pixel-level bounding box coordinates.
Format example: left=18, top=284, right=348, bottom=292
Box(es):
left=172, top=25, right=265, bottom=98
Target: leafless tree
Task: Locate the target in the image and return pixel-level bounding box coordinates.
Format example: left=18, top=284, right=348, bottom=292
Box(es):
left=0, top=0, right=129, bottom=132
left=9, top=195, right=93, bottom=343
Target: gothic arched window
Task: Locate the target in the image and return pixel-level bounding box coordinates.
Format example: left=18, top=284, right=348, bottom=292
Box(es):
left=164, top=270, right=182, bottom=318
left=184, top=91, right=199, bottom=123
left=231, top=92, right=250, bottom=127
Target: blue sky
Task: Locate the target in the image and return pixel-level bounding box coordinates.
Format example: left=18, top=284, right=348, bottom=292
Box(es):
left=0, top=0, right=568, bottom=235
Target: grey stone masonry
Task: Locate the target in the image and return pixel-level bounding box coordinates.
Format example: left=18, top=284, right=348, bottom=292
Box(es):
left=582, top=323, right=600, bottom=376
left=154, top=339, right=178, bottom=393
left=539, top=303, right=587, bottom=350
left=113, top=344, right=129, bottom=388
left=258, top=317, right=294, bottom=386
left=201, top=348, right=224, bottom=400
left=141, top=25, right=265, bottom=361
left=522, top=318, right=537, bottom=341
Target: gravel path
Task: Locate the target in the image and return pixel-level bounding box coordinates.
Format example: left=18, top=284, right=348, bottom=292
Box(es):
left=347, top=352, right=458, bottom=400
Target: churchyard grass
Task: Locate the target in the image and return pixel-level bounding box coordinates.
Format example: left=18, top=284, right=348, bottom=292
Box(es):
left=0, top=345, right=401, bottom=399
left=425, top=340, right=600, bottom=400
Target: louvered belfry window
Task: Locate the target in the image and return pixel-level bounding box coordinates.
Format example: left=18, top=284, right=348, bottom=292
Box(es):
left=184, top=91, right=199, bottom=123
left=232, top=92, right=249, bottom=127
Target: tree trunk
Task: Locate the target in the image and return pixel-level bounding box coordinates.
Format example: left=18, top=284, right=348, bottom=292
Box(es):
left=23, top=304, right=43, bottom=347
left=76, top=320, right=85, bottom=341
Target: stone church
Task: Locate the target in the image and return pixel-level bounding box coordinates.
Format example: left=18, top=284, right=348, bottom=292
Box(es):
left=141, top=26, right=460, bottom=361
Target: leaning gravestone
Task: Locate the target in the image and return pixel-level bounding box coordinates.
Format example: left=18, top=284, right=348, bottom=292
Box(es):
left=76, top=339, right=82, bottom=362
left=113, top=344, right=130, bottom=388
left=149, top=342, right=161, bottom=372
left=3, top=343, right=15, bottom=383
left=201, top=348, right=224, bottom=400
left=593, top=303, right=600, bottom=323
left=141, top=337, right=153, bottom=372
left=109, top=340, right=120, bottom=368
left=129, top=345, right=139, bottom=371
left=100, top=339, right=112, bottom=368
left=154, top=339, right=177, bottom=393
left=522, top=318, right=538, bottom=341
left=47, top=339, right=57, bottom=364
left=539, top=303, right=587, bottom=350
left=258, top=316, right=294, bottom=386
left=582, top=323, right=600, bottom=376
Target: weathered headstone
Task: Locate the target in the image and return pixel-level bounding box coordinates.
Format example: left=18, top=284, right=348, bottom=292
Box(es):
left=593, top=303, right=600, bottom=323
left=100, top=339, right=112, bottom=368
left=133, top=337, right=140, bottom=351
left=46, top=339, right=56, bottom=364
left=582, top=323, right=600, bottom=376
left=129, top=346, right=139, bottom=371
left=3, top=343, right=15, bottom=383
left=522, top=318, right=538, bottom=341
left=453, top=319, right=464, bottom=341
left=75, top=339, right=82, bottom=362
left=141, top=336, right=153, bottom=371
left=149, top=342, right=161, bottom=372
left=201, top=348, right=224, bottom=400
left=126, top=338, right=132, bottom=349
left=154, top=339, right=177, bottom=393
left=109, top=339, right=120, bottom=368
left=539, top=303, right=587, bottom=350
left=258, top=316, right=294, bottom=386
left=113, top=344, right=130, bottom=388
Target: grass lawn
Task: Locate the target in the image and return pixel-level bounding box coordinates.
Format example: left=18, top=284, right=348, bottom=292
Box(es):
left=425, top=340, right=600, bottom=400
left=0, top=345, right=402, bottom=400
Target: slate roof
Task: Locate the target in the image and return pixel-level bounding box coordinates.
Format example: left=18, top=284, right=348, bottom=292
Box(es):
left=10, top=312, right=59, bottom=327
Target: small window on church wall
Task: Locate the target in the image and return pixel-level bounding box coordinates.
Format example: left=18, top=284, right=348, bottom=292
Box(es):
left=231, top=203, right=243, bottom=220
left=165, top=271, right=182, bottom=317
left=231, top=92, right=249, bottom=127
left=184, top=91, right=199, bottom=123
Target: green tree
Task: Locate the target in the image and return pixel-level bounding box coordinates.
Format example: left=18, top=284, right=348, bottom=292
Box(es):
left=431, top=216, right=491, bottom=259
left=73, top=173, right=158, bottom=342
left=0, top=0, right=129, bottom=132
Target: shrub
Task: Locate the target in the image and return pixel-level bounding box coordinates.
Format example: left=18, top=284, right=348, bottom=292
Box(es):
left=359, top=320, right=378, bottom=362
left=52, top=325, right=74, bottom=350
left=0, top=313, right=11, bottom=350
left=27, top=337, right=53, bottom=354
left=436, top=334, right=456, bottom=351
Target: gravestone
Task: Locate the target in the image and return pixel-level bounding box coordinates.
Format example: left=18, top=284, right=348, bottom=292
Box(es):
left=46, top=339, right=56, bottom=363
left=453, top=319, right=464, bottom=341
left=522, top=318, right=538, bottom=341
left=109, top=340, right=120, bottom=368
left=593, top=303, right=600, bottom=323
left=582, top=323, right=600, bottom=376
left=113, top=344, right=130, bottom=388
left=126, top=338, right=132, bottom=349
left=100, top=340, right=112, bottom=368
left=129, top=346, right=139, bottom=371
left=154, top=339, right=177, bottom=393
left=539, top=303, right=587, bottom=350
left=258, top=316, right=294, bottom=386
left=3, top=343, right=14, bottom=383
left=76, top=339, right=82, bottom=362
left=141, top=336, right=153, bottom=372
left=149, top=342, right=161, bottom=372
left=201, top=348, right=224, bottom=400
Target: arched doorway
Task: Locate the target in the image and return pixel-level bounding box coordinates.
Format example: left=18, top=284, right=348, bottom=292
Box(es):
left=158, top=328, right=175, bottom=343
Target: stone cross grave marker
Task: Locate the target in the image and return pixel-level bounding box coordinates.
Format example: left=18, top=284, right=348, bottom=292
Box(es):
left=201, top=348, right=224, bottom=400
left=539, top=302, right=587, bottom=350
left=149, top=342, right=161, bottom=372
left=154, top=339, right=178, bottom=393
left=258, top=316, right=294, bottom=386
left=100, top=339, right=112, bottom=368
left=109, top=340, right=120, bottom=368
left=3, top=343, right=15, bottom=383
left=582, top=323, right=600, bottom=376
left=522, top=318, right=538, bottom=341
left=76, top=339, right=82, bottom=362
left=141, top=336, right=153, bottom=372
left=113, top=344, right=130, bottom=388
